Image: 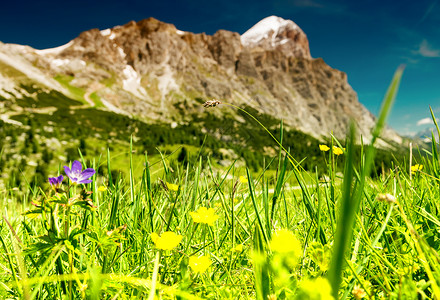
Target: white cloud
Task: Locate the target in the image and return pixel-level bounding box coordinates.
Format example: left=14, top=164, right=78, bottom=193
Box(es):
left=417, top=40, right=440, bottom=57
left=417, top=117, right=436, bottom=126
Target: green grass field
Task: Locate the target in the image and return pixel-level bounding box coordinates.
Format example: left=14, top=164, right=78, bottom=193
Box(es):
left=2, top=68, right=440, bottom=299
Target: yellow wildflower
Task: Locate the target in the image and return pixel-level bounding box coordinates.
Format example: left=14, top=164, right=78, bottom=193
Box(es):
left=352, top=285, right=367, bottom=299
left=150, top=231, right=183, bottom=250
left=190, top=207, right=219, bottom=226
left=270, top=229, right=302, bottom=256
left=295, top=277, right=334, bottom=300
left=411, top=164, right=423, bottom=173
left=239, top=176, right=248, bottom=183
left=189, top=255, right=211, bottom=273
left=214, top=202, right=222, bottom=208
left=333, top=146, right=344, bottom=155
left=319, top=144, right=330, bottom=152
left=232, top=244, right=243, bottom=253
left=166, top=182, right=179, bottom=191
left=98, top=186, right=107, bottom=192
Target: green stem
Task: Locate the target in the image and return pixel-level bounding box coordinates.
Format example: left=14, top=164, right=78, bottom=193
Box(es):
left=165, top=188, right=180, bottom=231
left=148, top=251, right=161, bottom=300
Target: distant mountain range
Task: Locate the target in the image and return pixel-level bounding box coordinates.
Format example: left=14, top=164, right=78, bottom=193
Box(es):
left=411, top=126, right=439, bottom=143
left=0, top=15, right=402, bottom=149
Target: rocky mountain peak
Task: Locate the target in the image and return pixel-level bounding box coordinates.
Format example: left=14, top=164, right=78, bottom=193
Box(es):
left=136, top=17, right=178, bottom=36
left=241, top=16, right=311, bottom=58
left=0, top=16, right=402, bottom=147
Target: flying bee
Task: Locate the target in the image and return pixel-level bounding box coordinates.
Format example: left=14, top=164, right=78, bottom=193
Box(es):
left=203, top=99, right=222, bottom=108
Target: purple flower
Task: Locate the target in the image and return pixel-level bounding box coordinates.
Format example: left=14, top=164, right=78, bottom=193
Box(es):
left=64, top=160, right=95, bottom=184
left=48, top=175, right=64, bottom=189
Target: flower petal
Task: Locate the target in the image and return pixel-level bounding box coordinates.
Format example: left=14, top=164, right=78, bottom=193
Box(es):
left=71, top=160, right=82, bottom=173
left=63, top=166, right=72, bottom=178
left=80, top=168, right=96, bottom=180
left=150, top=232, right=159, bottom=244
left=56, top=175, right=64, bottom=183
left=77, top=179, right=93, bottom=184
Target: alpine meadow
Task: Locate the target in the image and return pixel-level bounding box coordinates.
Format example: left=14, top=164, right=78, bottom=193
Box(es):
left=1, top=12, right=440, bottom=300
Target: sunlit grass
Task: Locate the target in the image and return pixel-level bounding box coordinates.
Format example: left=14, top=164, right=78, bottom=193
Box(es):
left=1, top=67, right=440, bottom=299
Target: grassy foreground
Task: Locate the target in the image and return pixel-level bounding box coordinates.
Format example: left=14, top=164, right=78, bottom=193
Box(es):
left=2, top=68, right=440, bottom=299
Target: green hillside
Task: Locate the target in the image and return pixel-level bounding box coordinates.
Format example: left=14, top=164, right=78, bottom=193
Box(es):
left=1, top=86, right=409, bottom=191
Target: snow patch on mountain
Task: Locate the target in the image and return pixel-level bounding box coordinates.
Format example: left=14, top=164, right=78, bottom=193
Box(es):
left=35, top=41, right=74, bottom=55
left=51, top=58, right=71, bottom=68
left=241, top=16, right=298, bottom=47
left=117, top=46, right=126, bottom=58
left=101, top=29, right=116, bottom=40
left=101, top=29, right=111, bottom=36
left=122, top=65, right=147, bottom=98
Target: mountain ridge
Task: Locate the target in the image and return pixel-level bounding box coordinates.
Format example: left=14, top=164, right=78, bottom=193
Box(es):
left=0, top=16, right=402, bottom=147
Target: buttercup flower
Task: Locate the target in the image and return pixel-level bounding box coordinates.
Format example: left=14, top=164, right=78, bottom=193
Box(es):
left=48, top=175, right=63, bottom=189
left=98, top=186, right=107, bottom=192
left=239, top=176, right=248, bottom=184
left=295, top=277, right=334, bottom=300
left=189, top=255, right=211, bottom=273
left=64, top=160, right=95, bottom=184
left=150, top=231, right=183, bottom=250
left=319, top=145, right=330, bottom=152
left=333, top=146, right=344, bottom=156
left=232, top=244, right=243, bottom=253
left=270, top=229, right=302, bottom=256
left=166, top=182, right=179, bottom=191
left=190, top=207, right=219, bottom=226
left=411, top=164, right=423, bottom=173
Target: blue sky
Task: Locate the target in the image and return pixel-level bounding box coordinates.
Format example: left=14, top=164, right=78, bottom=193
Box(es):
left=1, top=0, right=439, bottom=135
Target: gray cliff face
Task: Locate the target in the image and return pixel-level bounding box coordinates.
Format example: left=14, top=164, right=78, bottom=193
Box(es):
left=0, top=16, right=402, bottom=146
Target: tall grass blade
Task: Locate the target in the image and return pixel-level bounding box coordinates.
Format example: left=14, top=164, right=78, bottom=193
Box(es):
left=144, top=152, right=154, bottom=232
left=430, top=107, right=440, bottom=178
left=370, top=66, right=404, bottom=145
left=430, top=106, right=440, bottom=145
left=129, top=137, right=138, bottom=226
left=191, top=158, right=202, bottom=210
left=107, top=148, right=113, bottom=187
left=328, top=122, right=356, bottom=297
left=328, top=66, right=404, bottom=297
left=271, top=151, right=288, bottom=221
left=247, top=168, right=268, bottom=243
